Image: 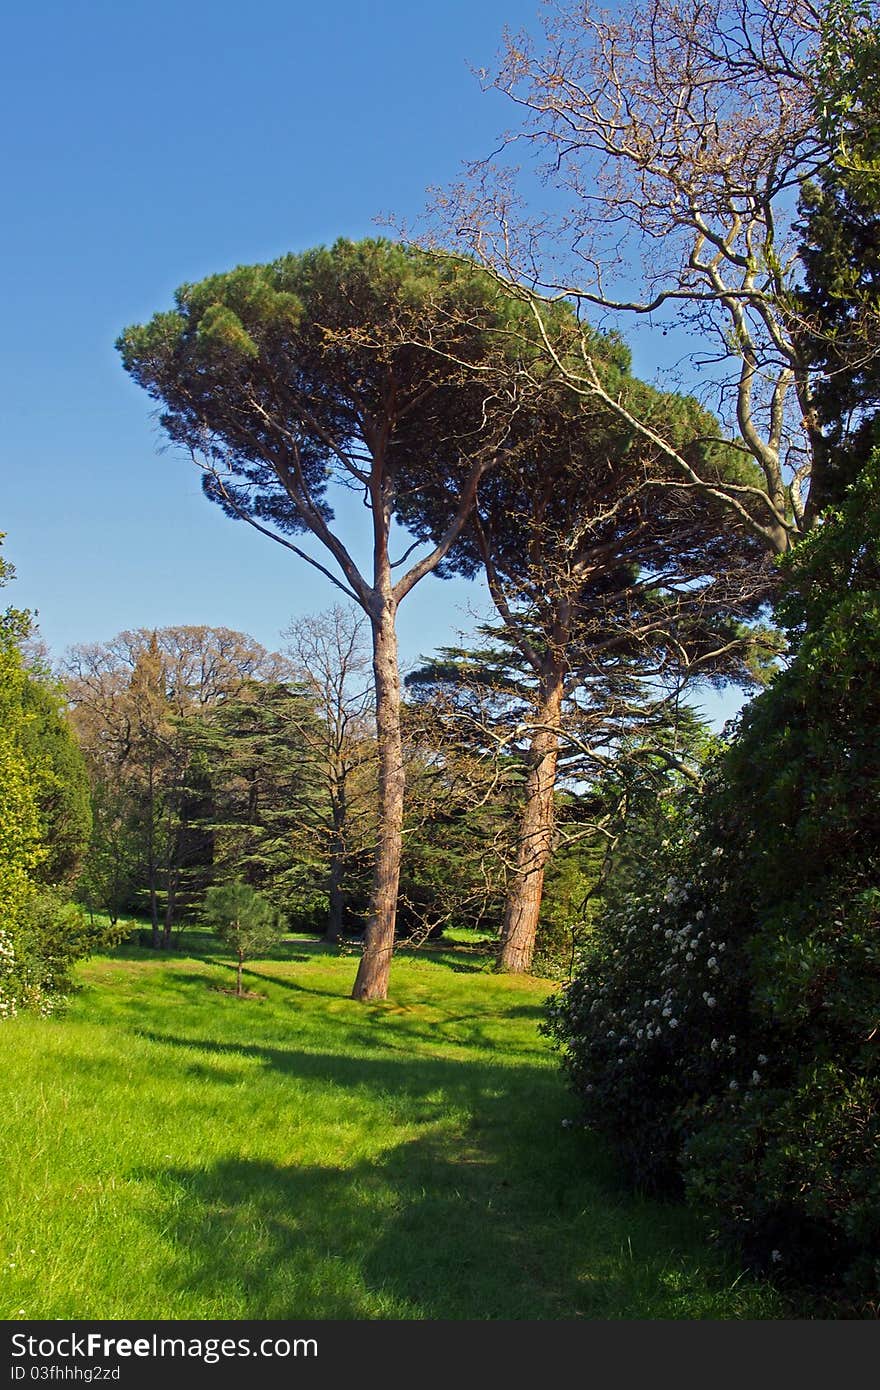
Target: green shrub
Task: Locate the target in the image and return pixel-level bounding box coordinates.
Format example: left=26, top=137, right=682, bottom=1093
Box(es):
left=1, top=889, right=126, bottom=1017
left=684, top=1064, right=880, bottom=1305
left=545, top=456, right=880, bottom=1308
left=0, top=541, right=96, bottom=1017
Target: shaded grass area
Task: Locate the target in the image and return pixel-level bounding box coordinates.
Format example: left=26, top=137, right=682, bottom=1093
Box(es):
left=1, top=940, right=790, bottom=1319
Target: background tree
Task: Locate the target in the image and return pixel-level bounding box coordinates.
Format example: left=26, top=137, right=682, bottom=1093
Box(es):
left=395, top=682, right=521, bottom=945
left=0, top=548, right=45, bottom=1016
left=281, top=606, right=376, bottom=942
left=199, top=678, right=325, bottom=925
left=76, top=776, right=143, bottom=927
left=66, top=625, right=289, bottom=944
left=408, top=344, right=778, bottom=972
left=117, top=237, right=560, bottom=1000
left=17, top=674, right=92, bottom=889
left=429, top=0, right=865, bottom=552
left=797, top=1, right=880, bottom=501
left=202, top=880, right=284, bottom=998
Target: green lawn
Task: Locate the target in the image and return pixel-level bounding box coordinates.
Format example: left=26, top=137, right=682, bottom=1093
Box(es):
left=1, top=934, right=790, bottom=1319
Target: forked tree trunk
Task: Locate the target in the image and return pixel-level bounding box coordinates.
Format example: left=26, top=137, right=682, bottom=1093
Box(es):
left=351, top=601, right=404, bottom=1001
left=497, top=670, right=565, bottom=974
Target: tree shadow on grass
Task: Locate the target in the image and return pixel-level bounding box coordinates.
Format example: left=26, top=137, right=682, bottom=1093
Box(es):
left=131, top=958, right=552, bottom=1059
left=139, top=987, right=552, bottom=1058
left=124, top=1036, right=779, bottom=1319
left=135, top=1031, right=554, bottom=1108
left=392, top=949, right=494, bottom=976
left=165, top=962, right=347, bottom=1002
left=146, top=1106, right=767, bottom=1320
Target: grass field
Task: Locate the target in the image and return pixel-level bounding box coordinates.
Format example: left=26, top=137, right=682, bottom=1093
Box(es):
left=0, top=932, right=791, bottom=1320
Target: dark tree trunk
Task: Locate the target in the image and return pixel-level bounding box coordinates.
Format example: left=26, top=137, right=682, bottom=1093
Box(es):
left=324, top=811, right=346, bottom=944
left=497, top=668, right=564, bottom=974
left=147, top=768, right=160, bottom=950
left=352, top=600, right=403, bottom=1001
left=162, top=878, right=175, bottom=949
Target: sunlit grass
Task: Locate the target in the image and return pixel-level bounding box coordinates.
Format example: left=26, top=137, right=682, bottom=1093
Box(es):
left=1, top=934, right=791, bottom=1319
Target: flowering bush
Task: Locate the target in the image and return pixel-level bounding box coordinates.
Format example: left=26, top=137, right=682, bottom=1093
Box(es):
left=544, top=783, right=763, bottom=1189
left=545, top=457, right=880, bottom=1308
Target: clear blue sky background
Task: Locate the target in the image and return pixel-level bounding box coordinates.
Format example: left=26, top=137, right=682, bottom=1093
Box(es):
left=0, top=0, right=743, bottom=726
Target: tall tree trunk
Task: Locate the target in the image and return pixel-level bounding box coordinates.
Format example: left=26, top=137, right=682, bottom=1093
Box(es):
left=497, top=668, right=564, bottom=974
left=147, top=765, right=160, bottom=950
left=352, top=600, right=404, bottom=1001
left=325, top=805, right=346, bottom=944
left=162, top=876, right=175, bottom=949
left=148, top=875, right=160, bottom=949
left=236, top=950, right=244, bottom=998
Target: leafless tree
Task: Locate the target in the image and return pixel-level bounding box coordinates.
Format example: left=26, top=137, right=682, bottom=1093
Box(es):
left=428, top=0, right=844, bottom=552
left=282, top=605, right=376, bottom=942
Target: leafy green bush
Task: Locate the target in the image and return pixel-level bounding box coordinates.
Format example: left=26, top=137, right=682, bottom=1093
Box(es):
left=1, top=890, right=126, bottom=1016
left=0, top=537, right=97, bottom=1018
left=545, top=455, right=880, bottom=1308
left=544, top=787, right=756, bottom=1188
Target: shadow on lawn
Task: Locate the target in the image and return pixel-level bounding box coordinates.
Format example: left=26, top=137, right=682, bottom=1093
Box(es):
left=134, top=1038, right=762, bottom=1319
left=171, top=961, right=346, bottom=1002
left=136, top=1031, right=557, bottom=1106
left=140, top=986, right=551, bottom=1057
left=148, top=1109, right=747, bottom=1320
left=136, top=962, right=551, bottom=1059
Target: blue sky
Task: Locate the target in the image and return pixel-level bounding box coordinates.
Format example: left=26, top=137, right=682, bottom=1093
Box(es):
left=0, top=0, right=744, bottom=726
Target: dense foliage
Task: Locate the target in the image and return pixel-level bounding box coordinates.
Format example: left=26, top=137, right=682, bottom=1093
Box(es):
left=798, top=4, right=880, bottom=503
left=0, top=540, right=100, bottom=1016
left=545, top=453, right=880, bottom=1307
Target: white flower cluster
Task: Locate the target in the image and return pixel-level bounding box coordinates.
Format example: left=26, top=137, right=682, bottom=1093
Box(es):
left=663, top=875, right=691, bottom=907
left=571, top=836, right=749, bottom=1090
left=0, top=930, right=18, bottom=1019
